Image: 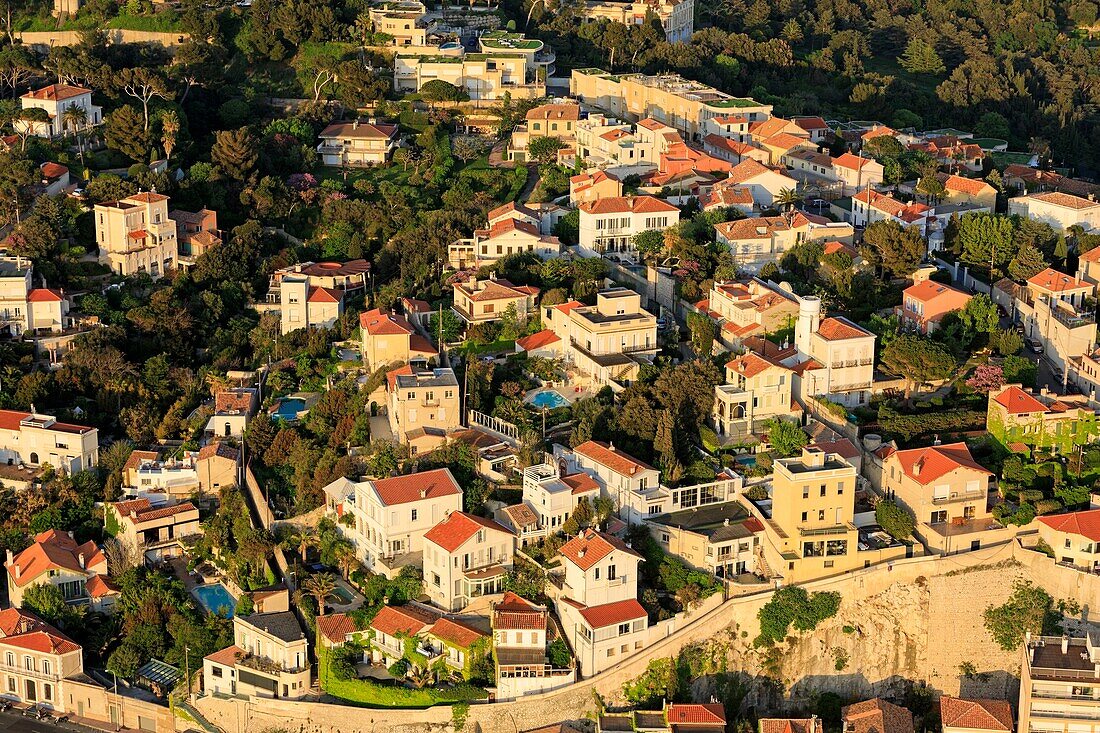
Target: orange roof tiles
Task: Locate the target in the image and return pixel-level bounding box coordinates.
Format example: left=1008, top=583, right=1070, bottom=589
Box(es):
left=832, top=152, right=874, bottom=170
left=307, top=286, right=341, bottom=304
left=992, top=386, right=1048, bottom=415
left=794, top=117, right=828, bottom=131
left=816, top=317, right=871, bottom=341
left=558, top=528, right=641, bottom=571
left=1029, top=191, right=1099, bottom=209
left=27, top=288, right=63, bottom=303
left=427, top=617, right=485, bottom=648
left=516, top=329, right=561, bottom=352
left=667, top=704, right=726, bottom=726
left=360, top=308, right=415, bottom=336
left=577, top=195, right=679, bottom=215
left=573, top=440, right=656, bottom=476
left=575, top=598, right=647, bottom=629
left=888, top=442, right=991, bottom=485
left=424, top=511, right=513, bottom=553
left=370, top=604, right=438, bottom=637
left=369, top=468, right=460, bottom=506
left=525, top=103, right=580, bottom=121
left=23, top=84, right=91, bottom=101
left=724, top=158, right=780, bottom=185
left=204, top=645, right=244, bottom=666
left=561, top=472, right=600, bottom=495
left=1027, top=268, right=1089, bottom=293
left=317, top=613, right=359, bottom=644
left=7, top=530, right=104, bottom=587
left=727, top=352, right=784, bottom=379
left=939, top=697, right=1013, bottom=732
left=1037, top=509, right=1100, bottom=542
left=126, top=192, right=169, bottom=203
left=493, top=592, right=546, bottom=631
left=903, top=280, right=971, bottom=305
left=764, top=132, right=811, bottom=151
left=842, top=699, right=914, bottom=733
left=942, top=174, right=994, bottom=197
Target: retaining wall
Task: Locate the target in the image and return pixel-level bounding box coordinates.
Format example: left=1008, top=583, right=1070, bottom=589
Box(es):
left=16, top=29, right=189, bottom=51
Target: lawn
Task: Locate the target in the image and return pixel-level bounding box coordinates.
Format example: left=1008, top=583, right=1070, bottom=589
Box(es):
left=318, top=649, right=486, bottom=709
left=15, top=10, right=181, bottom=32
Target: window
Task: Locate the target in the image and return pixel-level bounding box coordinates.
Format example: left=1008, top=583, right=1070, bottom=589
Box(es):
left=594, top=567, right=600, bottom=580
left=5, top=653, right=11, bottom=667
left=1066, top=538, right=1073, bottom=549
left=818, top=510, right=825, bottom=521
left=432, top=573, right=440, bottom=587
left=411, top=509, right=418, bottom=522
left=5, top=678, right=12, bottom=693
left=41, top=661, right=49, bottom=676
left=608, top=565, right=616, bottom=580
left=820, top=485, right=826, bottom=497
left=212, top=667, right=223, bottom=678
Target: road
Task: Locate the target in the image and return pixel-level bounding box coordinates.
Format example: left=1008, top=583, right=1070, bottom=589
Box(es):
left=0, top=710, right=101, bottom=733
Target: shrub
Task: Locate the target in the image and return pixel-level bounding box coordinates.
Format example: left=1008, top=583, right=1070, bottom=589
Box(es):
left=1034, top=499, right=1063, bottom=515
left=983, top=580, right=1060, bottom=651
left=744, top=485, right=769, bottom=501
left=875, top=498, right=915, bottom=540
left=755, top=586, right=841, bottom=646
left=388, top=659, right=409, bottom=677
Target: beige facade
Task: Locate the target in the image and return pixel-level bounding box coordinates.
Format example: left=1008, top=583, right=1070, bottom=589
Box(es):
left=1019, top=633, right=1100, bottom=733
left=509, top=103, right=580, bottom=162
left=570, top=170, right=624, bottom=205
left=452, top=276, right=538, bottom=324
left=570, top=69, right=772, bottom=141
left=368, top=2, right=427, bottom=46
left=16, top=84, right=101, bottom=138
left=423, top=511, right=515, bottom=611
left=317, top=120, right=399, bottom=166
left=714, top=214, right=854, bottom=273
left=581, top=0, right=693, bottom=41
left=386, top=366, right=460, bottom=451
left=170, top=207, right=220, bottom=258
left=563, top=440, right=662, bottom=524
left=360, top=308, right=436, bottom=369
left=94, top=192, right=177, bottom=279
left=323, top=469, right=463, bottom=577
left=705, top=278, right=799, bottom=348
left=648, top=501, right=763, bottom=578
left=394, top=48, right=544, bottom=100
left=0, top=256, right=67, bottom=337
left=0, top=409, right=98, bottom=475
left=278, top=275, right=343, bottom=334
left=1008, top=192, right=1100, bottom=233
left=1036, top=510, right=1100, bottom=572
left=1013, top=268, right=1097, bottom=374
left=5, top=530, right=107, bottom=610
left=203, top=611, right=310, bottom=700
left=545, top=289, right=658, bottom=386
left=106, top=498, right=200, bottom=559
left=492, top=592, right=575, bottom=701
left=783, top=295, right=876, bottom=408
left=576, top=195, right=680, bottom=261
left=712, top=352, right=798, bottom=443
left=520, top=462, right=600, bottom=532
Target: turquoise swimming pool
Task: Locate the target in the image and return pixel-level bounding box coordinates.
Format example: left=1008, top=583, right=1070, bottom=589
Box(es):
left=529, top=390, right=570, bottom=409
left=272, top=397, right=306, bottom=421
left=330, top=586, right=355, bottom=604
left=193, top=583, right=236, bottom=618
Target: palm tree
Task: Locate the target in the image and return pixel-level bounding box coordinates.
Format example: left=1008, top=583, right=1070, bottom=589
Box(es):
left=61, top=104, right=86, bottom=143
left=283, top=526, right=316, bottom=565
left=775, top=187, right=802, bottom=220
left=332, top=539, right=358, bottom=580
left=160, top=109, right=180, bottom=161
left=408, top=665, right=436, bottom=689
left=303, top=572, right=337, bottom=615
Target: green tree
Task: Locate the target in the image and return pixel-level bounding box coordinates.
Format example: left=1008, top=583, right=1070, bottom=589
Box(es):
left=686, top=312, right=716, bottom=357
left=755, top=586, right=841, bottom=646
left=1008, top=242, right=1047, bottom=281
left=880, top=333, right=956, bottom=398
left=983, top=580, right=1061, bottom=651
left=990, top=328, right=1023, bottom=356
left=957, top=213, right=1016, bottom=276
left=915, top=175, right=946, bottom=204
left=875, top=498, right=915, bottom=540
left=428, top=310, right=462, bottom=344
left=898, top=38, right=946, bottom=74
left=211, top=127, right=259, bottom=180
left=633, top=229, right=664, bottom=261
left=527, top=135, right=565, bottom=165
left=959, top=294, right=999, bottom=337
left=974, top=112, right=1011, bottom=141
left=861, top=220, right=924, bottom=277
left=104, top=105, right=151, bottom=162
left=13, top=107, right=49, bottom=151
left=419, top=79, right=466, bottom=105
left=765, top=418, right=808, bottom=457
left=22, top=583, right=83, bottom=630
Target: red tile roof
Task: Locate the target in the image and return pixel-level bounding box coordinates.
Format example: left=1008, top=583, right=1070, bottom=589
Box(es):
left=319, top=121, right=398, bottom=140
left=428, top=617, right=485, bottom=648
left=794, top=117, right=828, bottom=131
left=842, top=699, right=914, bottom=733
left=493, top=592, right=546, bottom=631
left=307, top=286, right=342, bottom=304
left=833, top=152, right=875, bottom=171
left=726, top=352, right=784, bottom=379
left=360, top=308, right=415, bottom=336
left=204, top=645, right=244, bottom=666
left=667, top=704, right=726, bottom=726
left=215, top=389, right=255, bottom=413
left=423, top=511, right=513, bottom=553
left=903, top=280, right=971, bottom=305
left=992, top=386, right=1048, bottom=415
left=370, top=468, right=461, bottom=507
left=127, top=192, right=169, bottom=203
left=27, top=288, right=63, bottom=303
left=888, top=442, right=991, bottom=485
left=317, top=613, right=359, bottom=644
left=576, top=598, right=647, bottom=629
left=577, top=195, right=679, bottom=215
left=7, top=530, right=104, bottom=587
left=370, top=604, right=438, bottom=637
left=942, top=174, right=994, bottom=197
left=725, top=158, right=782, bottom=185
left=559, top=528, right=642, bottom=572
left=39, top=162, right=68, bottom=180
left=85, top=574, right=120, bottom=599
left=573, top=440, right=656, bottom=477
left=816, top=317, right=871, bottom=341
left=525, top=103, right=580, bottom=122
left=22, top=84, right=91, bottom=101
left=1037, top=509, right=1100, bottom=542
left=1029, top=191, right=1098, bottom=210
left=516, top=329, right=561, bottom=352
left=939, top=697, right=1013, bottom=732
left=1027, top=267, right=1088, bottom=293
left=561, top=472, right=600, bottom=495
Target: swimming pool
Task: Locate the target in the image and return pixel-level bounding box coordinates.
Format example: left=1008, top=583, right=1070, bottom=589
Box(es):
left=330, top=586, right=355, bottom=604
left=734, top=456, right=757, bottom=469
left=271, top=398, right=306, bottom=421
left=529, top=390, right=570, bottom=409
left=193, top=583, right=236, bottom=618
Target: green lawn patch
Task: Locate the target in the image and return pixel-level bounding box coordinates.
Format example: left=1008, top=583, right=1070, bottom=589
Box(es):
left=318, top=648, right=486, bottom=708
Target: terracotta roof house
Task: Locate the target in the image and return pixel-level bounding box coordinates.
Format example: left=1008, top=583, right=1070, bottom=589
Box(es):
left=842, top=699, right=914, bottom=733
left=424, top=511, right=515, bottom=611
left=5, top=529, right=107, bottom=610
left=940, top=697, right=1013, bottom=733
left=897, top=280, right=972, bottom=334
left=317, top=119, right=399, bottom=165
left=1037, top=508, right=1100, bottom=571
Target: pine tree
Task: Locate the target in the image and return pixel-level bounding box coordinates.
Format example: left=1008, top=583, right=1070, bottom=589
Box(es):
left=781, top=18, right=803, bottom=43
left=104, top=105, right=151, bottom=162
left=1054, top=236, right=1068, bottom=262
left=654, top=409, right=676, bottom=470
left=898, top=38, right=946, bottom=75
left=1008, top=242, right=1047, bottom=281
left=211, top=127, right=259, bottom=180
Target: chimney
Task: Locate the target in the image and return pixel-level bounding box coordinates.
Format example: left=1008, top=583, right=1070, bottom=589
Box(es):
left=1062, top=635, right=1070, bottom=654
left=420, top=489, right=427, bottom=499
left=353, top=118, right=360, bottom=130
left=932, top=434, right=941, bottom=446
left=67, top=530, right=74, bottom=539
left=4, top=550, right=10, bottom=566
left=78, top=552, right=85, bottom=570
left=130, top=510, right=138, bottom=519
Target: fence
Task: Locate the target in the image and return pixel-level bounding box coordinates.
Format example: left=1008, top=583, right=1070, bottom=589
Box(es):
left=468, top=410, right=520, bottom=445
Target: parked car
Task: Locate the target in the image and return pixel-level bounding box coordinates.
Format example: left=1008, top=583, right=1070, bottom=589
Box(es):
left=1026, top=338, right=1044, bottom=354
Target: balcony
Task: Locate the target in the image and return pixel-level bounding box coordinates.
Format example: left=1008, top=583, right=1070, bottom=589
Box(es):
left=800, top=524, right=853, bottom=538
left=829, top=359, right=874, bottom=369
left=1030, top=709, right=1100, bottom=721
left=569, top=337, right=656, bottom=359
left=931, top=489, right=987, bottom=505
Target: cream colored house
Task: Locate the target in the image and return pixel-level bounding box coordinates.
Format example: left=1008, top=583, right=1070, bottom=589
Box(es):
left=277, top=276, right=343, bottom=334
left=831, top=153, right=884, bottom=192
left=850, top=190, right=930, bottom=233
left=106, top=498, right=200, bottom=563
left=897, top=280, right=972, bottom=334
left=940, top=697, right=1013, bottom=733
left=367, top=2, right=427, bottom=46
left=781, top=295, right=876, bottom=408
left=323, top=468, right=463, bottom=577
left=423, top=511, right=515, bottom=611
left=452, top=276, right=539, bottom=324
left=938, top=174, right=998, bottom=209
left=94, top=192, right=177, bottom=279
left=492, top=592, right=575, bottom=700
left=206, top=391, right=258, bottom=442
left=556, top=529, right=647, bottom=676
left=570, top=69, right=772, bottom=141
left=394, top=47, right=544, bottom=100
left=5, top=529, right=107, bottom=609
left=706, top=159, right=797, bottom=210
left=520, top=462, right=600, bottom=532
left=986, top=384, right=1099, bottom=453
left=566, top=440, right=662, bottom=524
left=576, top=195, right=680, bottom=261
left=1013, top=268, right=1097, bottom=374
left=16, top=84, right=102, bottom=139
left=202, top=611, right=310, bottom=700
left=714, top=213, right=854, bottom=273
left=648, top=501, right=764, bottom=578
left=170, top=207, right=220, bottom=259
left=450, top=217, right=562, bottom=269
left=0, top=409, right=98, bottom=474
left=1020, top=633, right=1100, bottom=733
left=712, top=352, right=799, bottom=443
left=1008, top=191, right=1100, bottom=233
left=543, top=289, right=658, bottom=386
left=1036, top=509, right=1100, bottom=572
left=570, top=170, right=624, bottom=206
left=0, top=256, right=68, bottom=337
left=360, top=308, right=436, bottom=369
left=509, top=103, right=581, bottom=163
left=317, top=120, right=399, bottom=166
left=880, top=442, right=995, bottom=554
left=703, top=278, right=798, bottom=348
left=581, top=0, right=694, bottom=41
left=385, top=366, right=461, bottom=454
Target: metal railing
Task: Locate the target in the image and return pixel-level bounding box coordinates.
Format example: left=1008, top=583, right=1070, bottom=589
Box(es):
left=799, top=524, right=852, bottom=538
left=931, top=490, right=986, bottom=505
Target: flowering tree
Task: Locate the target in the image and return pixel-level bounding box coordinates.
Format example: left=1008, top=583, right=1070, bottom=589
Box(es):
left=966, top=364, right=1005, bottom=393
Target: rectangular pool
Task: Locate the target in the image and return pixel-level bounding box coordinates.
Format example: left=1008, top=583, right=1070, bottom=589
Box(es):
left=192, top=583, right=237, bottom=618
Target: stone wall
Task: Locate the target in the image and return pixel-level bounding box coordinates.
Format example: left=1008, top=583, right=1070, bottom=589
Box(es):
left=193, top=540, right=1100, bottom=733
left=16, top=29, right=189, bottom=52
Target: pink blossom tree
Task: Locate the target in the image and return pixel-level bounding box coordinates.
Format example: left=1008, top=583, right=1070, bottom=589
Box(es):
left=966, top=364, right=1005, bottom=393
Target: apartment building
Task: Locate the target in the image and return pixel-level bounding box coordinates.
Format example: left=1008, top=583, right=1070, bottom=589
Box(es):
left=317, top=119, right=399, bottom=166
left=105, top=498, right=200, bottom=562
left=1037, top=509, right=1100, bottom=572
left=880, top=442, right=995, bottom=554
left=5, top=529, right=107, bottom=609
left=452, top=276, right=539, bottom=325
left=576, top=195, right=680, bottom=261
left=555, top=529, right=647, bottom=676
left=169, top=207, right=220, bottom=259
left=509, top=103, right=581, bottom=163
left=896, top=280, right=972, bottom=334
left=647, top=500, right=764, bottom=578
left=1019, top=633, right=1100, bottom=733
left=940, top=697, right=1013, bottom=733
left=360, top=308, right=436, bottom=370
left=782, top=295, right=876, bottom=407
left=16, top=84, right=101, bottom=138
left=712, top=351, right=799, bottom=443
left=323, top=469, right=462, bottom=577
left=1008, top=191, right=1100, bottom=232
left=571, top=170, right=624, bottom=206
left=423, top=511, right=515, bottom=611
left=714, top=214, right=854, bottom=273
left=385, top=365, right=459, bottom=453
left=987, top=384, right=1100, bottom=452
left=0, top=256, right=68, bottom=337
left=570, top=69, right=772, bottom=141
left=831, top=152, right=885, bottom=192
left=94, top=192, right=177, bottom=279
left=850, top=190, right=930, bottom=233
left=520, top=462, right=600, bottom=532
left=492, top=592, right=575, bottom=700
left=394, top=45, right=544, bottom=101
left=703, top=278, right=799, bottom=348
left=0, top=409, right=98, bottom=475
left=543, top=289, right=659, bottom=386
left=202, top=611, right=310, bottom=700
left=367, top=1, right=427, bottom=46
left=567, top=440, right=662, bottom=523
left=0, top=607, right=81, bottom=711
left=1008, top=268, right=1097, bottom=374
left=581, top=0, right=694, bottom=42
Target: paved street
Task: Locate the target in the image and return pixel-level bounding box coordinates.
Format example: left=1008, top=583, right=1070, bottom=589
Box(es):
left=0, top=710, right=103, bottom=733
